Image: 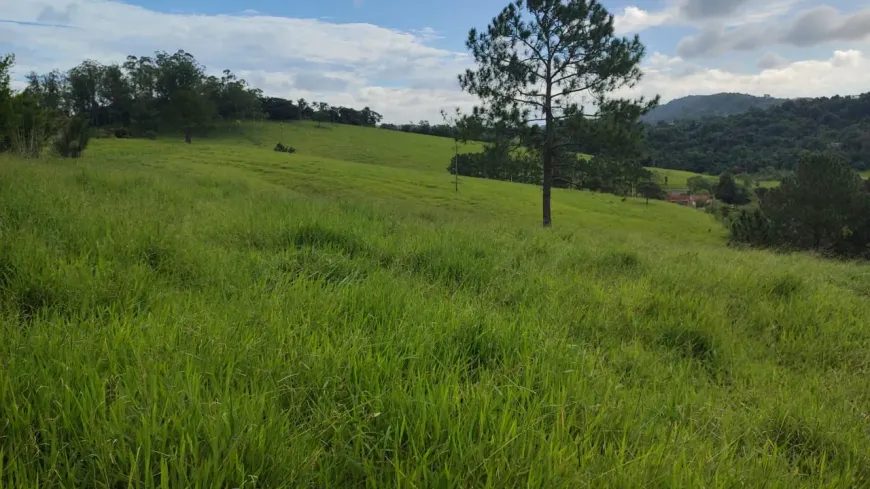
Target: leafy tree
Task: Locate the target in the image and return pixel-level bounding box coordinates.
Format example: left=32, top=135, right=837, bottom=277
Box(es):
left=0, top=53, right=14, bottom=152
left=7, top=90, right=55, bottom=157
left=153, top=50, right=214, bottom=142
left=99, top=64, right=133, bottom=127
left=459, top=0, right=656, bottom=226
left=296, top=99, right=308, bottom=119
left=687, top=176, right=715, bottom=194
left=637, top=178, right=666, bottom=204
left=26, top=69, right=67, bottom=114
left=67, top=60, right=103, bottom=125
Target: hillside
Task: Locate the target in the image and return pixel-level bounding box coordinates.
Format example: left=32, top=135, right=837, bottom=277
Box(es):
left=2, top=123, right=870, bottom=487
left=641, top=93, right=785, bottom=124
left=646, top=92, right=870, bottom=174
left=226, top=121, right=481, bottom=173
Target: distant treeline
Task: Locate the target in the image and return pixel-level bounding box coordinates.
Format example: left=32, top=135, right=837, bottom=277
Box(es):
left=2, top=49, right=388, bottom=149
left=645, top=93, right=870, bottom=175
left=260, top=97, right=382, bottom=127
left=449, top=146, right=664, bottom=201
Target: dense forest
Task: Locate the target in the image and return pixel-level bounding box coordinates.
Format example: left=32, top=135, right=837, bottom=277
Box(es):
left=641, top=93, right=784, bottom=124
left=645, top=93, right=870, bottom=174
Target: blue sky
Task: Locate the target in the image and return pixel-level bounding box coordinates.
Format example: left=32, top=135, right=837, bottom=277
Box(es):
left=1, top=0, right=869, bottom=122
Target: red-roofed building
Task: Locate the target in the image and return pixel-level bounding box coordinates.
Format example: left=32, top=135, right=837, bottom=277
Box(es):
left=666, top=192, right=712, bottom=208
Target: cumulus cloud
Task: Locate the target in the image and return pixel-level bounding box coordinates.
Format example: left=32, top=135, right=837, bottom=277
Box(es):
left=613, top=6, right=675, bottom=34
left=678, top=0, right=753, bottom=20
left=677, top=6, right=870, bottom=58
left=782, top=6, right=870, bottom=46
left=757, top=52, right=788, bottom=70
left=614, top=0, right=801, bottom=34
left=630, top=49, right=869, bottom=103
left=0, top=0, right=474, bottom=122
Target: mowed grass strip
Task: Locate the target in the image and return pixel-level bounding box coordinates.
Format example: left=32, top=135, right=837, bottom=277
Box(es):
left=1, top=128, right=869, bottom=488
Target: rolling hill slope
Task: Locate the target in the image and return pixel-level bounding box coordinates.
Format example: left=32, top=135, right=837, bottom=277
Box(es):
left=2, top=124, right=869, bottom=487
left=224, top=121, right=481, bottom=173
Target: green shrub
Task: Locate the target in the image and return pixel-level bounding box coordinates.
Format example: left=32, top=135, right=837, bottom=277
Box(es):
left=274, top=142, right=297, bottom=154
left=52, top=116, right=90, bottom=158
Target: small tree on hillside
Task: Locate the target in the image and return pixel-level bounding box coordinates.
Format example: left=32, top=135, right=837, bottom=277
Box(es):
left=459, top=0, right=657, bottom=227
left=637, top=177, right=666, bottom=205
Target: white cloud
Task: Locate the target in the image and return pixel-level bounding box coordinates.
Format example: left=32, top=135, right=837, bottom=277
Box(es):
left=631, top=49, right=870, bottom=102
left=676, top=6, right=870, bottom=58
left=614, top=6, right=675, bottom=34
left=614, top=0, right=803, bottom=34
left=0, top=0, right=473, bottom=123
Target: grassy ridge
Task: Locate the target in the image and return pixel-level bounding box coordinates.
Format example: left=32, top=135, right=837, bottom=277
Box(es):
left=1, top=128, right=870, bottom=487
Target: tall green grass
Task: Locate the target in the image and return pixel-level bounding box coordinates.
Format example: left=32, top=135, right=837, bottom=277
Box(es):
left=1, top=128, right=869, bottom=488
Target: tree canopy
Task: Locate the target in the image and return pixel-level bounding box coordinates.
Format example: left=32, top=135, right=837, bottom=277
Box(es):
left=645, top=93, right=870, bottom=175
left=3, top=49, right=387, bottom=148
left=731, top=153, right=870, bottom=257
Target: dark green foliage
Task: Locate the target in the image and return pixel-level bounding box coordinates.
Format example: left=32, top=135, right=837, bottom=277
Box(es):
left=448, top=146, right=539, bottom=183
left=6, top=90, right=55, bottom=157
left=0, top=53, right=15, bottom=153
left=641, top=93, right=784, bottom=124
left=714, top=173, right=751, bottom=205
left=646, top=93, right=870, bottom=174
left=52, top=116, right=91, bottom=158
left=637, top=179, right=666, bottom=203
left=458, top=0, right=656, bottom=226
left=687, top=176, right=715, bottom=194
left=274, top=142, right=297, bottom=154
left=448, top=148, right=665, bottom=201
left=113, top=127, right=130, bottom=138
left=730, top=207, right=771, bottom=246
left=730, top=153, right=870, bottom=257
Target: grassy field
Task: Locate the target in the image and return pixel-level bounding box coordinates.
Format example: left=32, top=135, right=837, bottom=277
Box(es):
left=647, top=167, right=701, bottom=190
left=2, top=123, right=870, bottom=488
left=222, top=121, right=481, bottom=174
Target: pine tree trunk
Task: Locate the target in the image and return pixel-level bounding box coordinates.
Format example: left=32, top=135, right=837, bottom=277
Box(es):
left=542, top=84, right=554, bottom=228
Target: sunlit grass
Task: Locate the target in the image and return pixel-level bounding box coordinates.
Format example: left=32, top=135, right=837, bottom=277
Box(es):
left=1, top=124, right=869, bottom=488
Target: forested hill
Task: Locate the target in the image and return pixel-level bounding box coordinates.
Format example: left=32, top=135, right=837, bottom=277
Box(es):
left=640, top=93, right=785, bottom=124
left=645, top=93, right=870, bottom=175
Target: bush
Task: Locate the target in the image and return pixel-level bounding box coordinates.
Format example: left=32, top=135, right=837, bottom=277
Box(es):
left=143, top=130, right=157, bottom=141
left=113, top=127, right=131, bottom=139
left=53, top=116, right=90, bottom=158
left=274, top=142, right=297, bottom=154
